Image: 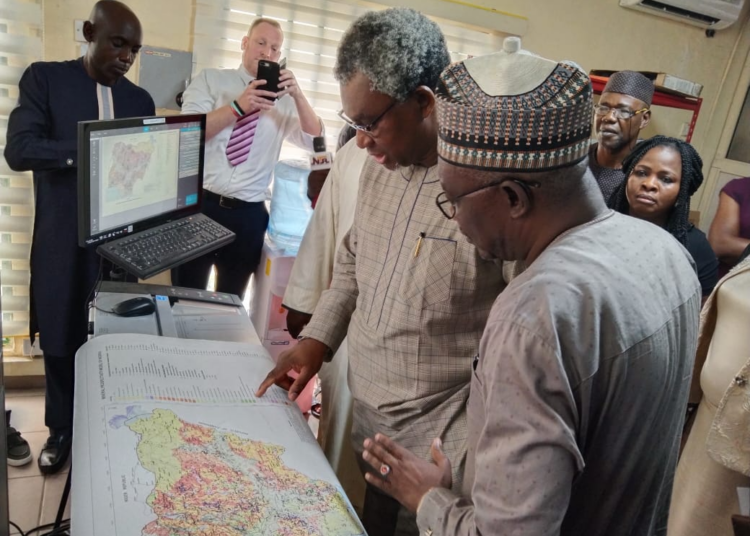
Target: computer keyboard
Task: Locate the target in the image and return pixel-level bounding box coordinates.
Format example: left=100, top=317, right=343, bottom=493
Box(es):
left=96, top=213, right=235, bottom=280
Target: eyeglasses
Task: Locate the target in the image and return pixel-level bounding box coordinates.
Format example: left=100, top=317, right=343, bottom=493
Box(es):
left=337, top=99, right=400, bottom=134
left=436, top=179, right=541, bottom=220
left=594, top=105, right=650, bottom=120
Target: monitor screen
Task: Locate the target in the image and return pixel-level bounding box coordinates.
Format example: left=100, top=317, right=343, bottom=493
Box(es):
left=78, top=114, right=206, bottom=247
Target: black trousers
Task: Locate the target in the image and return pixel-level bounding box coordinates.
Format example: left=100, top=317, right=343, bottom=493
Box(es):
left=43, top=353, right=74, bottom=434
left=362, top=485, right=419, bottom=536
left=38, top=259, right=133, bottom=436
left=172, top=193, right=269, bottom=299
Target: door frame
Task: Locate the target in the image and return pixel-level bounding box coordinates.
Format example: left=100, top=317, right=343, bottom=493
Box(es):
left=697, top=26, right=750, bottom=231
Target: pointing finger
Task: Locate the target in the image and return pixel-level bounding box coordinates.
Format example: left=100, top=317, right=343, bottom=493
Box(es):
left=255, top=363, right=293, bottom=397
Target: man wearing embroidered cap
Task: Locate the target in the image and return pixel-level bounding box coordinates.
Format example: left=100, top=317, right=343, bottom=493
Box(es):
left=361, top=39, right=700, bottom=536
left=590, top=70, right=654, bottom=202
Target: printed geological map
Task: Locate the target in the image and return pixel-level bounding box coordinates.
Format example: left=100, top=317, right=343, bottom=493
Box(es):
left=109, top=406, right=360, bottom=535
left=72, top=335, right=366, bottom=536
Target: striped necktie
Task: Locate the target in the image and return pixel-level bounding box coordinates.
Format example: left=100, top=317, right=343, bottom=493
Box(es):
left=226, top=109, right=260, bottom=166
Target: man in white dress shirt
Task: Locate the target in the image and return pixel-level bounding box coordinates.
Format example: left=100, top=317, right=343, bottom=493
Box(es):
left=173, top=17, right=323, bottom=297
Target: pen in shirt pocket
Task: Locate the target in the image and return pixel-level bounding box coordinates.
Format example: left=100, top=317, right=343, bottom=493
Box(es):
left=413, top=231, right=426, bottom=258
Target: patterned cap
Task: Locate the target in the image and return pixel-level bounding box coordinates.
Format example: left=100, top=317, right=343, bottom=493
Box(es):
left=602, top=70, right=654, bottom=106
left=436, top=44, right=593, bottom=172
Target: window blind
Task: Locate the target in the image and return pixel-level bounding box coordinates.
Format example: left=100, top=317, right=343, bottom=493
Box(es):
left=0, top=0, right=42, bottom=337
left=192, top=0, right=507, bottom=158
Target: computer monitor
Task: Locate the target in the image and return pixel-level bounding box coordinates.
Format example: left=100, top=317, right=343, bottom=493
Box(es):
left=77, top=114, right=206, bottom=247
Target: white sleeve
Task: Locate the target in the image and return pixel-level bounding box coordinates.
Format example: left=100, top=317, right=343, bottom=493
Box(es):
left=283, top=167, right=338, bottom=314
left=283, top=141, right=364, bottom=313
left=280, top=97, right=321, bottom=151
left=181, top=69, right=216, bottom=115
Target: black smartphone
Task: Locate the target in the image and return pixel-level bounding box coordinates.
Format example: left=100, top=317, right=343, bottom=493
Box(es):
left=257, top=58, right=286, bottom=100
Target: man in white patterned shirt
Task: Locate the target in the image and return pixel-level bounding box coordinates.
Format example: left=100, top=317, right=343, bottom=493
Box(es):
left=173, top=17, right=322, bottom=297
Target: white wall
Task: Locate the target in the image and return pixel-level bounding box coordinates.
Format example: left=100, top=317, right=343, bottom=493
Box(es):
left=42, top=0, right=750, bottom=209
left=43, top=0, right=193, bottom=75
left=465, top=1, right=743, bottom=155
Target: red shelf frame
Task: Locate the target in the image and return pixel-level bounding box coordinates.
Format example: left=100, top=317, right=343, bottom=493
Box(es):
left=591, top=74, right=703, bottom=143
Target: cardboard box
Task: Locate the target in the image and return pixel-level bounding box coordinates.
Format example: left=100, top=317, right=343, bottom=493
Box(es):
left=591, top=69, right=703, bottom=99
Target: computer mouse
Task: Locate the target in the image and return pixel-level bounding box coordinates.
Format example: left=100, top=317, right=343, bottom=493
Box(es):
left=112, top=297, right=156, bottom=317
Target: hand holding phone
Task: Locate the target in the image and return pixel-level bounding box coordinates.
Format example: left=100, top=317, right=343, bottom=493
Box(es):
left=235, top=58, right=291, bottom=114
left=257, top=59, right=287, bottom=100
left=276, top=60, right=302, bottom=99
left=236, top=79, right=276, bottom=115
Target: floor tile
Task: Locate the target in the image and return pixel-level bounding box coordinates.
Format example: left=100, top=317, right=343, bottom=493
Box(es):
left=6, top=395, right=46, bottom=434
left=39, top=471, right=71, bottom=527
left=8, top=475, right=43, bottom=535
left=7, top=431, right=46, bottom=479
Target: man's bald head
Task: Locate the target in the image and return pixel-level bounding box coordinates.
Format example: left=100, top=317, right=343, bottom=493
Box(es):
left=82, top=0, right=143, bottom=86
left=88, top=0, right=138, bottom=25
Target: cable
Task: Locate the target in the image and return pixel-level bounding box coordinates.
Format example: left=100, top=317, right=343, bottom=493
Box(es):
left=6, top=519, right=71, bottom=536
left=39, top=530, right=69, bottom=536
left=89, top=304, right=115, bottom=315
left=9, top=520, right=25, bottom=536
left=23, top=519, right=71, bottom=536
left=37, top=523, right=70, bottom=536
left=83, top=254, right=105, bottom=314
left=109, top=265, right=126, bottom=281
left=53, top=472, right=71, bottom=530
left=38, top=526, right=70, bottom=536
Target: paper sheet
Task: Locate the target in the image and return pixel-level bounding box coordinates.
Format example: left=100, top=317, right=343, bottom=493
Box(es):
left=72, top=334, right=365, bottom=535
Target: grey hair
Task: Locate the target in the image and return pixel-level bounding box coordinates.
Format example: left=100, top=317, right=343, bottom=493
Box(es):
left=334, top=8, right=451, bottom=101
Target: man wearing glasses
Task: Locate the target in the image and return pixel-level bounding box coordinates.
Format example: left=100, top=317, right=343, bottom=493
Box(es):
left=257, top=8, right=505, bottom=535
left=589, top=70, right=654, bottom=202
left=360, top=44, right=699, bottom=536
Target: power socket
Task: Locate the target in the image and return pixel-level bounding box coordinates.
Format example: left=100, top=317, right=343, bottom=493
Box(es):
left=74, top=19, right=86, bottom=43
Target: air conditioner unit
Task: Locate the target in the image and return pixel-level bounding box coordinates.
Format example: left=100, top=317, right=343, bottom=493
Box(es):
left=619, top=0, right=744, bottom=30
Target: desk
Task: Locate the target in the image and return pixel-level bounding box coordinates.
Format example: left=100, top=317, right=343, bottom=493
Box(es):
left=90, top=281, right=260, bottom=345
left=71, top=282, right=364, bottom=536
left=70, top=282, right=259, bottom=534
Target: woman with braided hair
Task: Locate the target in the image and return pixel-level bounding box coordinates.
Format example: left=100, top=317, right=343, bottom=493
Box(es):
left=608, top=135, right=718, bottom=296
